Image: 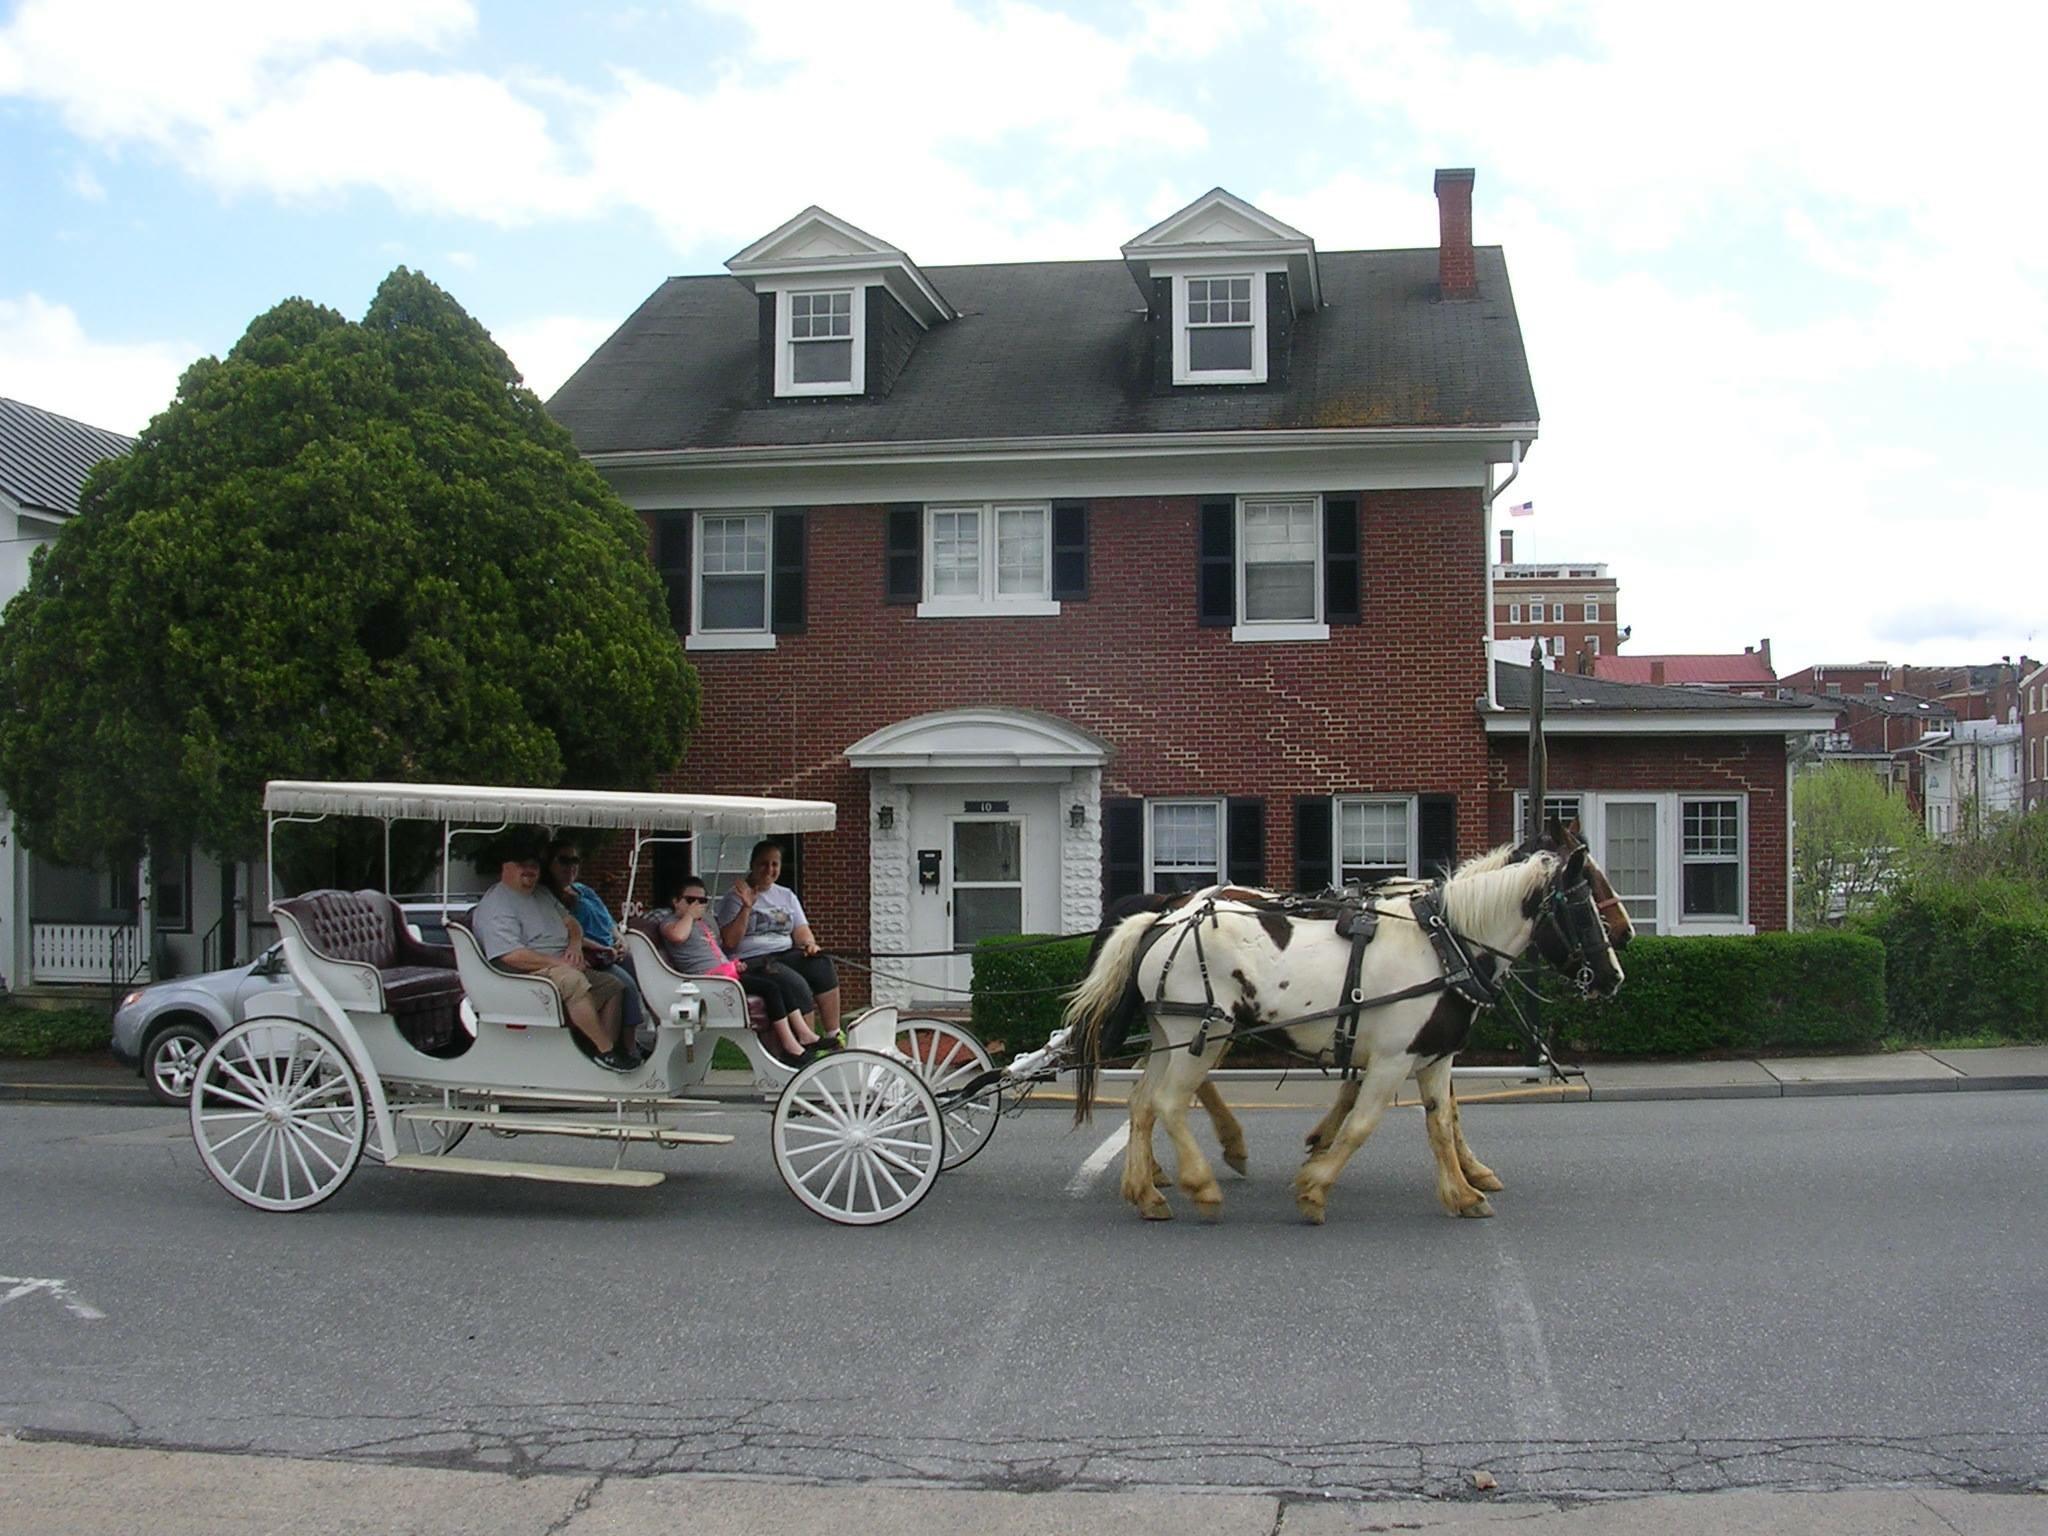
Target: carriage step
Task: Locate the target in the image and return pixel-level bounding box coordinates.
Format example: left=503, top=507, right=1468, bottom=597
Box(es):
left=395, top=1107, right=733, bottom=1145
left=384, top=1155, right=667, bottom=1188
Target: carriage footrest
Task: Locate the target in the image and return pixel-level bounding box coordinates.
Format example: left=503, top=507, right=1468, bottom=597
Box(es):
left=384, top=1155, right=666, bottom=1188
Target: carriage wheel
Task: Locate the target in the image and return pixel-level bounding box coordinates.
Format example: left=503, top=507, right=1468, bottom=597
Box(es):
left=895, top=1018, right=1000, bottom=1171
left=772, top=1050, right=943, bottom=1226
left=190, top=1018, right=366, bottom=1212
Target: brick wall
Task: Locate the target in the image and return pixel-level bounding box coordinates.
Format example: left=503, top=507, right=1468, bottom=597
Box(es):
left=648, top=488, right=1492, bottom=994
left=1485, top=733, right=1790, bottom=931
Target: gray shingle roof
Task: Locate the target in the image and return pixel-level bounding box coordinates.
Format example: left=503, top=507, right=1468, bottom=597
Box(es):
left=1496, top=663, right=1812, bottom=714
left=547, top=247, right=1537, bottom=455
left=0, top=397, right=133, bottom=517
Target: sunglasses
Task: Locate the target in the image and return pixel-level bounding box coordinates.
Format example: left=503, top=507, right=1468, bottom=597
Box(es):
left=680, top=895, right=708, bottom=905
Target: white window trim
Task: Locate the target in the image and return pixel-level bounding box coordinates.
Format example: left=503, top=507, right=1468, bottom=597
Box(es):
left=1508, top=602, right=1522, bottom=623
left=1584, top=600, right=1599, bottom=622
left=915, top=501, right=1062, bottom=618
left=1143, top=797, right=1226, bottom=891
left=1512, top=790, right=1754, bottom=935
left=686, top=509, right=777, bottom=652
left=1172, top=270, right=1267, bottom=385
left=1232, top=492, right=1327, bottom=644
left=773, top=284, right=864, bottom=397
left=1332, top=795, right=1419, bottom=881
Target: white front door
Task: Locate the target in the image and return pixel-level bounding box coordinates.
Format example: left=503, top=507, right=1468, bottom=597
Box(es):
left=905, top=784, right=1059, bottom=1005
left=1601, top=797, right=1662, bottom=936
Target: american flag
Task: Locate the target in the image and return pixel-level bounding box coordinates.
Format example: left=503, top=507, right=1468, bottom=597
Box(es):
left=1507, top=500, right=1534, bottom=517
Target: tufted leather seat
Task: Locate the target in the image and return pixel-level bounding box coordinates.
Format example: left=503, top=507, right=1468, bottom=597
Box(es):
left=274, top=889, right=465, bottom=1053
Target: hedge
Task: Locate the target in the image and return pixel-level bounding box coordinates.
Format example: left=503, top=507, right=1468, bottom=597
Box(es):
left=1514, top=931, right=1888, bottom=1055
left=972, top=927, right=1889, bottom=1061
left=970, top=933, right=1092, bottom=1057
left=1857, top=891, right=2048, bottom=1041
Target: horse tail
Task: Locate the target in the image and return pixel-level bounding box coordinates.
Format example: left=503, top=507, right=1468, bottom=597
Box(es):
left=1064, top=907, right=1165, bottom=1125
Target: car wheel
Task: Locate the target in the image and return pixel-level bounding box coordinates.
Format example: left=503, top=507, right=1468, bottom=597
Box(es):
left=144, top=1021, right=215, bottom=1106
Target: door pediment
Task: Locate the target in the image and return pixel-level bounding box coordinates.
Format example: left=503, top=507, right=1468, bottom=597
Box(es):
left=845, top=709, right=1109, bottom=777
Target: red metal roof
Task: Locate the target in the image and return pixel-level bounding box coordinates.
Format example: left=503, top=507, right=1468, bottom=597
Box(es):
left=1593, top=653, right=1778, bottom=686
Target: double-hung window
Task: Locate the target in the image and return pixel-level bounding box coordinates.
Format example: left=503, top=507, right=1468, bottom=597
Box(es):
left=778, top=288, right=860, bottom=395
left=1508, top=602, right=1522, bottom=623
left=1584, top=599, right=1600, bottom=622
left=1336, top=797, right=1416, bottom=885
left=694, top=510, right=772, bottom=645
left=1174, top=272, right=1266, bottom=384
left=1237, top=496, right=1321, bottom=637
left=1148, top=799, right=1222, bottom=893
left=1680, top=798, right=1742, bottom=919
left=919, top=502, right=1057, bottom=616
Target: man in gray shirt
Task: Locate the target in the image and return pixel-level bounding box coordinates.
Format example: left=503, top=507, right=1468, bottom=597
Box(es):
left=472, top=839, right=635, bottom=1071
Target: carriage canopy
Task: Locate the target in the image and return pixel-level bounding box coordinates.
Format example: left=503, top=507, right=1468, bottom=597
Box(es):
left=262, top=780, right=838, bottom=837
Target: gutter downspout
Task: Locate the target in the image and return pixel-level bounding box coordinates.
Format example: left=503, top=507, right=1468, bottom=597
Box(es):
left=1482, top=439, right=1524, bottom=712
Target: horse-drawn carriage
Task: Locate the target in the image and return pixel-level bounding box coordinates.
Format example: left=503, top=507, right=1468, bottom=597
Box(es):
left=191, top=780, right=1011, bottom=1224
left=193, top=742, right=1627, bottom=1227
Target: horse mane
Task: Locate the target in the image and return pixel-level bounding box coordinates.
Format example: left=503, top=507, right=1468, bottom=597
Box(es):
left=1450, top=842, right=1518, bottom=878
left=1437, top=849, right=1555, bottom=940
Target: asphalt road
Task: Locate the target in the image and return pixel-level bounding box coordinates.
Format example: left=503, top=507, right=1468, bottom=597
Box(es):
left=2, top=1090, right=2043, bottom=1501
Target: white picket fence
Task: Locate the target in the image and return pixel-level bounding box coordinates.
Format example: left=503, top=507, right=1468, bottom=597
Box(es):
left=30, top=923, right=145, bottom=985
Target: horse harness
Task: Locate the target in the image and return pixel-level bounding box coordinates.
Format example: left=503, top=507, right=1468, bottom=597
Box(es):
left=1143, top=883, right=1508, bottom=1079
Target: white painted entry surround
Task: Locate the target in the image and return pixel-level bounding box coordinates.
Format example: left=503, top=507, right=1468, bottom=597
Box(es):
left=846, top=709, right=1108, bottom=1009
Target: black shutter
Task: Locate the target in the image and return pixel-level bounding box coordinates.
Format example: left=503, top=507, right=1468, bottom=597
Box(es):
left=655, top=511, right=690, bottom=632
left=884, top=504, right=921, bottom=604
left=1226, top=798, right=1265, bottom=889
left=1265, top=269, right=1292, bottom=388
left=1103, top=798, right=1145, bottom=905
left=1197, top=499, right=1235, bottom=626
left=757, top=291, right=777, bottom=403
left=771, top=508, right=806, bottom=633
left=1149, top=275, right=1174, bottom=393
left=1324, top=494, right=1361, bottom=625
left=1051, top=501, right=1089, bottom=600
left=1418, top=794, right=1457, bottom=880
left=1294, top=796, right=1334, bottom=893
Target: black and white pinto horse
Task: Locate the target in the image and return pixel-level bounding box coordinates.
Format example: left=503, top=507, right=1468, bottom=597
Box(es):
left=1063, top=832, right=1625, bottom=1224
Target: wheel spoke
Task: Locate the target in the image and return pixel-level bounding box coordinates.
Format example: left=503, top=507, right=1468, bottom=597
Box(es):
left=868, top=1150, right=909, bottom=1204
left=270, top=1129, right=290, bottom=1203
left=198, top=1082, right=269, bottom=1113
left=293, top=1117, right=359, bottom=1148
left=859, top=1152, right=882, bottom=1214
left=281, top=1125, right=319, bottom=1193
left=199, top=1118, right=267, bottom=1153
left=870, top=1143, right=930, bottom=1179
left=213, top=1056, right=272, bottom=1103
left=286, top=1122, right=342, bottom=1178
left=286, top=1072, right=354, bottom=1110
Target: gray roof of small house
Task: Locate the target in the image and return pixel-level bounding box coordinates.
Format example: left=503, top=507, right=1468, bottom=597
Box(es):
left=1495, top=663, right=1814, bottom=715
left=0, top=397, right=133, bottom=517
left=547, top=247, right=1537, bottom=455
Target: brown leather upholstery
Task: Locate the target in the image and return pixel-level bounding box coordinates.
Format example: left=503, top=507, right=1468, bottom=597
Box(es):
left=276, top=889, right=464, bottom=1052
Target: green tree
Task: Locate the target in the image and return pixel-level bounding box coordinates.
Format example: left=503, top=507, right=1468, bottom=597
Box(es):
left=1793, top=762, right=1922, bottom=928
left=0, top=269, right=698, bottom=872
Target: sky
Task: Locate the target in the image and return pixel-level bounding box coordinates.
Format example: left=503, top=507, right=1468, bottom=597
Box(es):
left=1, top=0, right=2040, bottom=676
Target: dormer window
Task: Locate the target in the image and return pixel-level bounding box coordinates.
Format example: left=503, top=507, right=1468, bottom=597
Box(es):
left=779, top=287, right=862, bottom=395
left=1179, top=273, right=1262, bottom=381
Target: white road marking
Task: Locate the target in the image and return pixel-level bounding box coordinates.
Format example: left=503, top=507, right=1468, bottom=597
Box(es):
left=1487, top=1241, right=1563, bottom=1485
left=1066, top=1121, right=1130, bottom=1197
left=0, top=1276, right=106, bottom=1321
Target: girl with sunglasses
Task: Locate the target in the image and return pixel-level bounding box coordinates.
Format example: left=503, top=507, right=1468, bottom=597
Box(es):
left=659, top=875, right=831, bottom=1065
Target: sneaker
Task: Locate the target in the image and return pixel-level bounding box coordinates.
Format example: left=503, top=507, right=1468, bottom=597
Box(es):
left=595, top=1047, right=640, bottom=1073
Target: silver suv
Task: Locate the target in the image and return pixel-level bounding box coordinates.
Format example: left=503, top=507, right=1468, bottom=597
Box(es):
left=110, top=902, right=461, bottom=1104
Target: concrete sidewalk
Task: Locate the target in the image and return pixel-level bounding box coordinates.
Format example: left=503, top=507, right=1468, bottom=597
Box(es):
left=4, top=1045, right=2047, bottom=1109
left=2, top=1440, right=2042, bottom=1536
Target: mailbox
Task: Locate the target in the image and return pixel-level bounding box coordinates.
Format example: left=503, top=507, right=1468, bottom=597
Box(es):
left=918, top=849, right=943, bottom=889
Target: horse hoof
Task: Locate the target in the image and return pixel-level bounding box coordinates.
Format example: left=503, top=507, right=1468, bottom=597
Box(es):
left=1154, top=1171, right=1172, bottom=1188
left=1470, top=1171, right=1505, bottom=1193
left=1140, top=1199, right=1174, bottom=1222
left=1224, top=1151, right=1249, bottom=1177
left=1456, top=1197, right=1495, bottom=1219
left=1297, top=1199, right=1327, bottom=1226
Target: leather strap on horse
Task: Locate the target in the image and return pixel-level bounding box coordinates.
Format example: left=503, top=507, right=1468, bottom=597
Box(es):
left=1410, top=885, right=1502, bottom=1009
left=1329, top=895, right=1380, bottom=1079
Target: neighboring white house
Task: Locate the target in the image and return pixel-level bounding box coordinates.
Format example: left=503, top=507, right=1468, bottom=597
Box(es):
left=1917, top=718, right=2024, bottom=841
left=0, top=397, right=255, bottom=994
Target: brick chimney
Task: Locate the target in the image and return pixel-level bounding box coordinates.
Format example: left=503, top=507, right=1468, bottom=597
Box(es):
left=1759, top=637, right=1773, bottom=671
left=1435, top=167, right=1477, bottom=301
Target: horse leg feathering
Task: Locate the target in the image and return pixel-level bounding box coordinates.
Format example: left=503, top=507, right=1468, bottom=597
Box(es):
left=1415, top=1056, right=1493, bottom=1218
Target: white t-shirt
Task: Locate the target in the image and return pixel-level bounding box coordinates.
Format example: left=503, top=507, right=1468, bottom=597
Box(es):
left=714, top=882, right=808, bottom=960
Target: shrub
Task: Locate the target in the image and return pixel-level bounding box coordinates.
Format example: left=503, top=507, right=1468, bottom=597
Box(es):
left=0, top=1003, right=109, bottom=1059
left=970, top=933, right=1092, bottom=1057
left=1473, top=931, right=1888, bottom=1056
left=1857, top=888, right=2048, bottom=1041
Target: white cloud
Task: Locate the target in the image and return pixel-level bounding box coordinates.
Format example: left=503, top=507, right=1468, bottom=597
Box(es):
left=68, top=163, right=105, bottom=202
left=0, top=294, right=189, bottom=434
left=491, top=313, right=621, bottom=400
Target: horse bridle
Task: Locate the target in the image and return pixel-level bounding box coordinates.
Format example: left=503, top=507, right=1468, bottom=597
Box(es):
left=1531, top=867, right=1617, bottom=997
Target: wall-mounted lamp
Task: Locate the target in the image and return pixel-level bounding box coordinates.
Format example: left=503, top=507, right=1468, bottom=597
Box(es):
left=876, top=805, right=894, bottom=831
left=1068, top=803, right=1087, bottom=830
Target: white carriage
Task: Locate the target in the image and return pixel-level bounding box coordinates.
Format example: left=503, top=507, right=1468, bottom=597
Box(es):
left=189, top=780, right=1005, bottom=1224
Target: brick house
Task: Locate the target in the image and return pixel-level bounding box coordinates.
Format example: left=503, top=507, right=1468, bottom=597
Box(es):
left=1593, top=642, right=1776, bottom=695
left=548, top=173, right=1827, bottom=1005
left=1491, top=555, right=1620, bottom=668
left=2023, top=662, right=2048, bottom=813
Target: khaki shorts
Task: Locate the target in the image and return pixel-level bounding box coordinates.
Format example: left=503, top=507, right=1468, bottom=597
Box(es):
left=537, top=962, right=627, bottom=1013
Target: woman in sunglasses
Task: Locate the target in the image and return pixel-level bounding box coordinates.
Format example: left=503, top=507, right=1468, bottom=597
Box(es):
left=659, top=875, right=831, bottom=1065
